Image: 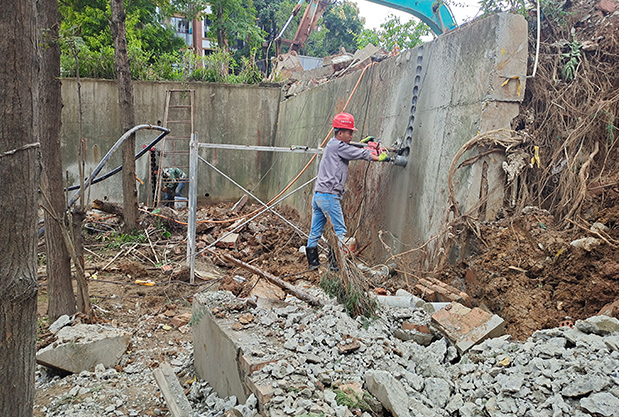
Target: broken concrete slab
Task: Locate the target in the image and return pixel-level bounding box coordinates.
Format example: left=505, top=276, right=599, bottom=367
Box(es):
left=431, top=302, right=505, bottom=354
left=36, top=323, right=130, bottom=373
left=364, top=370, right=410, bottom=417
left=351, top=43, right=381, bottom=66
left=322, top=53, right=353, bottom=71
left=153, top=361, right=194, bottom=417
left=49, top=314, right=73, bottom=333
left=289, top=64, right=333, bottom=82
left=575, top=315, right=619, bottom=335
left=192, top=292, right=290, bottom=404
left=217, top=233, right=239, bottom=249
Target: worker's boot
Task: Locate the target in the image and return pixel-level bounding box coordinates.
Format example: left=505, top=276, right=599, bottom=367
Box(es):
left=328, top=247, right=339, bottom=272
left=306, top=246, right=320, bottom=270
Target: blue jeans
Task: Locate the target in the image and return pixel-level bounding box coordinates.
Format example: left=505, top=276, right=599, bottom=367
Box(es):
left=307, top=192, right=347, bottom=248
left=165, top=181, right=187, bottom=204
left=176, top=181, right=186, bottom=196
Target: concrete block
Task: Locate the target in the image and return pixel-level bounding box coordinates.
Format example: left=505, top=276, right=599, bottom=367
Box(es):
left=431, top=302, right=505, bottom=353
left=152, top=361, right=194, bottom=417
left=365, top=370, right=411, bottom=417
left=36, top=324, right=130, bottom=373
left=351, top=43, right=380, bottom=65
left=216, top=233, right=239, bottom=249
left=192, top=293, right=289, bottom=403
left=417, top=277, right=471, bottom=307
left=289, top=65, right=333, bottom=82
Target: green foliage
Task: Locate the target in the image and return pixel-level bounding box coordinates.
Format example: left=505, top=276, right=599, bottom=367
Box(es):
left=189, top=306, right=207, bottom=327
left=147, top=52, right=185, bottom=81
left=334, top=388, right=372, bottom=412
left=188, top=49, right=236, bottom=82
left=205, top=0, right=266, bottom=51
left=59, top=0, right=186, bottom=79
left=233, top=51, right=264, bottom=84
left=303, top=1, right=364, bottom=57
left=101, top=231, right=148, bottom=249
left=58, top=0, right=266, bottom=83
left=478, top=0, right=528, bottom=16
left=561, top=40, right=581, bottom=82
left=355, top=14, right=429, bottom=52
left=254, top=0, right=298, bottom=43
left=607, top=122, right=616, bottom=146
left=319, top=272, right=378, bottom=318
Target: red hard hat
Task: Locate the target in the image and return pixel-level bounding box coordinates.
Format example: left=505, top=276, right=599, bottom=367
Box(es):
left=332, top=112, right=358, bottom=131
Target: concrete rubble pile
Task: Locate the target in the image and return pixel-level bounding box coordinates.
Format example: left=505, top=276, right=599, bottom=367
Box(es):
left=193, top=290, right=619, bottom=417
left=283, top=43, right=388, bottom=99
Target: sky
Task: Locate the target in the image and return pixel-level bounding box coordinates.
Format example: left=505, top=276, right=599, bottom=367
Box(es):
left=351, top=0, right=483, bottom=31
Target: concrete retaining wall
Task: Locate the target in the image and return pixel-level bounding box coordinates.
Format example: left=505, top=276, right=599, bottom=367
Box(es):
left=269, top=13, right=527, bottom=263
left=60, top=79, right=281, bottom=204
left=59, top=13, right=527, bottom=264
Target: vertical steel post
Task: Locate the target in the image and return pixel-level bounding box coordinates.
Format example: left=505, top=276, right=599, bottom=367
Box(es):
left=187, top=133, right=199, bottom=283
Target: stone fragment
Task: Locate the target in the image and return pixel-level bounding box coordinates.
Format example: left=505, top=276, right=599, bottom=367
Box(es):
left=561, top=375, right=609, bottom=397
left=49, top=314, right=73, bottom=333
left=36, top=324, right=130, bottom=373
left=575, top=315, right=619, bottom=335
left=238, top=314, right=255, bottom=325
left=423, top=377, right=451, bottom=408
left=605, top=335, right=619, bottom=352
left=170, top=312, right=192, bottom=328
left=598, top=298, right=619, bottom=318
left=249, top=279, right=286, bottom=301
left=364, top=370, right=410, bottom=417
left=596, top=0, right=618, bottom=13
left=580, top=392, right=619, bottom=416
left=217, top=233, right=239, bottom=249
left=570, top=237, right=601, bottom=251
left=337, top=336, right=361, bottom=354
left=431, top=302, right=506, bottom=353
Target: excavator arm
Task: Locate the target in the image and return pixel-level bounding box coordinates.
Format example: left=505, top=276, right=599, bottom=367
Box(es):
left=277, top=0, right=334, bottom=54
left=366, top=0, right=457, bottom=34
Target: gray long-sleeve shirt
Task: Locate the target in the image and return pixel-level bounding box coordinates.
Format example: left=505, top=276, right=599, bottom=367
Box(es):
left=314, top=137, right=372, bottom=198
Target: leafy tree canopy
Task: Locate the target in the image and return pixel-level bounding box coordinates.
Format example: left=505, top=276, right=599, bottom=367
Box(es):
left=356, top=14, right=430, bottom=52
left=205, top=0, right=266, bottom=52
left=59, top=0, right=187, bottom=78
left=306, top=0, right=364, bottom=56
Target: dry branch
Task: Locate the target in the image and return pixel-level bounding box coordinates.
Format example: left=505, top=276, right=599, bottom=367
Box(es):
left=212, top=250, right=324, bottom=307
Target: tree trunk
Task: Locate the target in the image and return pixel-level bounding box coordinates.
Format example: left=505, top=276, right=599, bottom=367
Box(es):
left=0, top=0, right=39, bottom=415
left=38, top=0, right=77, bottom=323
left=217, top=3, right=229, bottom=53
left=110, top=0, right=139, bottom=233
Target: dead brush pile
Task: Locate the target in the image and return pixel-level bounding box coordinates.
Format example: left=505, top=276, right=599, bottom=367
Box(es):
left=519, top=0, right=619, bottom=220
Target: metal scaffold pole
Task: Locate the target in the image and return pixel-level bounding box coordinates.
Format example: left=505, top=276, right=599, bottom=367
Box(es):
left=187, top=133, right=199, bottom=283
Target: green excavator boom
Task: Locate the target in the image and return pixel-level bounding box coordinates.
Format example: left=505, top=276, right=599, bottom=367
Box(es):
left=366, top=0, right=457, bottom=35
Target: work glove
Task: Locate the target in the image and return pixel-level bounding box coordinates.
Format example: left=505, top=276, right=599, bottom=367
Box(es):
left=378, top=152, right=391, bottom=162
left=361, top=136, right=375, bottom=144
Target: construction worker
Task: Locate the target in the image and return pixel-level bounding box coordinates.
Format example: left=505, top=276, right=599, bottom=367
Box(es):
left=157, top=167, right=187, bottom=206
left=306, top=112, right=390, bottom=270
